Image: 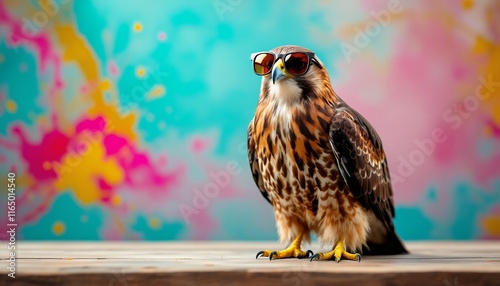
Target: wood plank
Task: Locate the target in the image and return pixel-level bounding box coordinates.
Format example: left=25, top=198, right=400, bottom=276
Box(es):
left=1, top=241, right=499, bottom=285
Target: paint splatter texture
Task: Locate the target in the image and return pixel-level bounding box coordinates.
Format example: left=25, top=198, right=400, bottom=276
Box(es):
left=0, top=1, right=499, bottom=240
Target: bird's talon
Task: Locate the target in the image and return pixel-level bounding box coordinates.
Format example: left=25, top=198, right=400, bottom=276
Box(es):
left=310, top=253, right=320, bottom=262
left=306, top=250, right=314, bottom=258
left=256, top=251, right=264, bottom=259
left=356, top=253, right=361, bottom=262
left=269, top=251, right=277, bottom=260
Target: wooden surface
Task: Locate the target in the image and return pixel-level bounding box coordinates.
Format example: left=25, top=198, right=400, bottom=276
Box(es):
left=1, top=241, right=500, bottom=285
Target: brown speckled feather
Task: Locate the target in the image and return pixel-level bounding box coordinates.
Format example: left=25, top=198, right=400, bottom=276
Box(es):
left=248, top=122, right=271, bottom=205
left=329, top=103, right=394, bottom=230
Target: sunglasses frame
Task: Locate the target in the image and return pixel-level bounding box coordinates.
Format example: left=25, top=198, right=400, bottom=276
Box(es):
left=250, top=51, right=322, bottom=76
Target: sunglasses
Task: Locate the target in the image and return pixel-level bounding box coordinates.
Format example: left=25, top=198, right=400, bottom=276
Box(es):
left=250, top=51, right=321, bottom=76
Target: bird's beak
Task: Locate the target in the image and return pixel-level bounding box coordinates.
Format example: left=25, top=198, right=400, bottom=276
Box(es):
left=272, top=59, right=288, bottom=84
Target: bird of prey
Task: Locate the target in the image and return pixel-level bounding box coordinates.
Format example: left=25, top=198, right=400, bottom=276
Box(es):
left=248, top=45, right=407, bottom=262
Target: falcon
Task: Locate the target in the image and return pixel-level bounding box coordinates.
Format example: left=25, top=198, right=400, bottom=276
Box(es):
left=248, top=45, right=407, bottom=262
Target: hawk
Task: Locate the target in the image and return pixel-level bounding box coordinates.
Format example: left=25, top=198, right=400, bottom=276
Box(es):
left=248, top=45, right=407, bottom=262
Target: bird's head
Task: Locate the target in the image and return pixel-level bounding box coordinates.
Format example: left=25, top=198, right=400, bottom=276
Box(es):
left=251, top=45, right=333, bottom=105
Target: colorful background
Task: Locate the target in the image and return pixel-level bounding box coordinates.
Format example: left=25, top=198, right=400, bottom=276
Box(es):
left=0, top=0, right=499, bottom=241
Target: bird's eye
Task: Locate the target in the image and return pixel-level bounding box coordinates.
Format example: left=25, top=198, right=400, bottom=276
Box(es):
left=254, top=53, right=275, bottom=75
left=284, top=53, right=309, bottom=75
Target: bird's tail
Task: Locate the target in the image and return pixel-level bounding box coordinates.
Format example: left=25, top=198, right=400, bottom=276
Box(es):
left=363, top=230, right=408, bottom=255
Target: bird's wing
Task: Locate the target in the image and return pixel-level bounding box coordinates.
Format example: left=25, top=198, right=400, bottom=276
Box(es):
left=328, top=105, right=395, bottom=230
left=248, top=121, right=271, bottom=205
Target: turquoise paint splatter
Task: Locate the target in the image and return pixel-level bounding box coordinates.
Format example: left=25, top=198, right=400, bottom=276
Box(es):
left=394, top=206, right=433, bottom=240
left=449, top=181, right=500, bottom=239
left=131, top=214, right=185, bottom=240
left=0, top=41, right=43, bottom=135
left=21, top=193, right=104, bottom=240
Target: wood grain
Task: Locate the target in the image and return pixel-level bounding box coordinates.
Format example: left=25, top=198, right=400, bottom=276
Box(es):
left=1, top=241, right=499, bottom=285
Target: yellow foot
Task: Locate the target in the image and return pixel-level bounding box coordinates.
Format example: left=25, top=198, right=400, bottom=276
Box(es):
left=256, top=248, right=313, bottom=260
left=310, top=242, right=361, bottom=263
left=256, top=233, right=313, bottom=260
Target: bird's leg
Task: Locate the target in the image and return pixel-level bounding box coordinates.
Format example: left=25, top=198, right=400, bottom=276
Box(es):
left=310, top=241, right=361, bottom=262
left=256, top=233, right=313, bottom=260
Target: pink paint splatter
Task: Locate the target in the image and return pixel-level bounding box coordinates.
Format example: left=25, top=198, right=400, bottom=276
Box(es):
left=75, top=115, right=186, bottom=199
left=0, top=2, right=64, bottom=99
left=97, top=178, right=114, bottom=204
left=191, top=137, right=210, bottom=153
left=188, top=208, right=218, bottom=240
left=113, top=141, right=186, bottom=197
left=157, top=31, right=167, bottom=42
left=108, top=60, right=119, bottom=76
left=75, top=116, right=108, bottom=133
left=11, top=124, right=70, bottom=181
left=488, top=120, right=500, bottom=138
left=336, top=6, right=487, bottom=204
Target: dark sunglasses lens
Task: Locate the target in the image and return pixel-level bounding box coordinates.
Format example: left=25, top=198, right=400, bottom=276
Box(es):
left=284, top=53, right=309, bottom=75
left=254, top=53, right=275, bottom=75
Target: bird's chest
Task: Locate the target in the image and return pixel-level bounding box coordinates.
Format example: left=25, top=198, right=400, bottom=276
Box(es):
left=252, top=104, right=337, bottom=208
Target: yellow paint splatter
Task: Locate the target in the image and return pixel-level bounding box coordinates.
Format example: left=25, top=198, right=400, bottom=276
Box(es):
left=146, top=84, right=166, bottom=101
left=483, top=216, right=500, bottom=236
left=473, top=35, right=491, bottom=54
left=55, top=24, right=138, bottom=141
left=471, top=17, right=500, bottom=130
left=100, top=79, right=111, bottom=91
left=462, top=0, right=474, bottom=10
left=52, top=221, right=66, bottom=236
left=149, top=217, right=161, bottom=230
left=17, top=173, right=35, bottom=192
left=42, top=161, right=52, bottom=170
left=54, top=134, right=124, bottom=204
left=493, top=104, right=500, bottom=126
left=133, top=22, right=143, bottom=32
left=111, top=194, right=122, bottom=206
left=6, top=100, right=17, bottom=113
left=136, top=66, right=146, bottom=78
left=38, top=116, right=48, bottom=127
left=57, top=25, right=98, bottom=83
